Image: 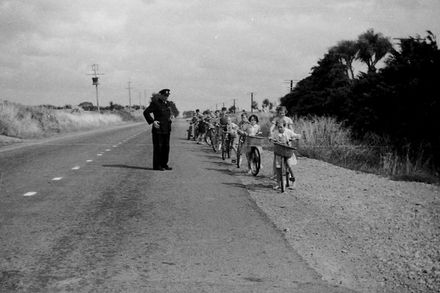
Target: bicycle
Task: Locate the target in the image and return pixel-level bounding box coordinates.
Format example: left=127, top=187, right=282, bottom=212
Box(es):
left=186, top=120, right=193, bottom=140
left=273, top=140, right=298, bottom=192
left=236, top=134, right=264, bottom=176
left=236, top=134, right=247, bottom=168
left=204, top=123, right=215, bottom=147
left=221, top=128, right=231, bottom=160
left=210, top=123, right=222, bottom=153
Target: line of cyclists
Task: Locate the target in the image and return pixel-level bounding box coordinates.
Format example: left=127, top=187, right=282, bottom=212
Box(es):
left=187, top=107, right=262, bottom=174
left=187, top=106, right=302, bottom=191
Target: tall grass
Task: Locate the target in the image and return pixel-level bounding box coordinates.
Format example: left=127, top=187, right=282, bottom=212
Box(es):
left=234, top=111, right=437, bottom=183
left=0, top=100, right=125, bottom=139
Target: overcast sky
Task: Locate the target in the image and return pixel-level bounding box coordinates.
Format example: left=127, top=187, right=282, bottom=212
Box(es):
left=1, top=0, right=439, bottom=112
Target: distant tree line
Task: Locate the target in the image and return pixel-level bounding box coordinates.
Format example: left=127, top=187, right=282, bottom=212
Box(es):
left=73, top=98, right=180, bottom=118
left=280, top=29, right=440, bottom=170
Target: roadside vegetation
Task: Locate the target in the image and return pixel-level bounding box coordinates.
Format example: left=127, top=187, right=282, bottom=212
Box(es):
left=0, top=100, right=143, bottom=139
left=277, top=29, right=439, bottom=184
left=232, top=112, right=438, bottom=184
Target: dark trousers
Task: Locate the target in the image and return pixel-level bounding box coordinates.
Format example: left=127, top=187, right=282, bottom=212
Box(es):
left=152, top=131, right=170, bottom=169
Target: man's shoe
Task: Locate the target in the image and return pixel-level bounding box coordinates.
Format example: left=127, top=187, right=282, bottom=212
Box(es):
left=154, top=167, right=165, bottom=171
left=163, top=166, right=173, bottom=170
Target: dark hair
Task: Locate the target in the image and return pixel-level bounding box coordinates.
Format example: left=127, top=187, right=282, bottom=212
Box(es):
left=248, top=114, right=259, bottom=123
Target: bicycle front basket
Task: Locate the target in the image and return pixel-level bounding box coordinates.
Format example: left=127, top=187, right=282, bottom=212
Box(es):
left=246, top=135, right=265, bottom=147
left=273, top=142, right=296, bottom=157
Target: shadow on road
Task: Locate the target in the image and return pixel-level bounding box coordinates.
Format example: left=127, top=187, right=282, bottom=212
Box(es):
left=205, top=167, right=232, bottom=175
left=222, top=182, right=247, bottom=189
left=102, top=164, right=154, bottom=171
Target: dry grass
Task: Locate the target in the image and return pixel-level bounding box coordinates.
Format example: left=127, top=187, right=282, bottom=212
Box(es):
left=233, top=111, right=437, bottom=183
left=0, top=100, right=124, bottom=139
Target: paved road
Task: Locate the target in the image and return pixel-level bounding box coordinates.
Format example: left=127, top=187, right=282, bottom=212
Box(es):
left=0, top=119, right=356, bottom=292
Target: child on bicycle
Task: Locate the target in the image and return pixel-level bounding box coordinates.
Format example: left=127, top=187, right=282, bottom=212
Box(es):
left=270, top=120, right=301, bottom=189
left=242, top=114, right=263, bottom=174
left=226, top=116, right=239, bottom=163
left=270, top=106, right=294, bottom=133
left=238, top=112, right=250, bottom=130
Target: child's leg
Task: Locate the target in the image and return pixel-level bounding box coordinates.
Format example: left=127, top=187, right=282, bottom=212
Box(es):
left=272, top=153, right=277, bottom=178
left=245, top=147, right=252, bottom=170
left=286, top=156, right=296, bottom=183
left=230, top=135, right=238, bottom=162
left=272, top=154, right=283, bottom=189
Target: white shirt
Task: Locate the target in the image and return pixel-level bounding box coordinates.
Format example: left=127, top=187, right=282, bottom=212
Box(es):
left=245, top=124, right=261, bottom=136
left=271, top=128, right=300, bottom=146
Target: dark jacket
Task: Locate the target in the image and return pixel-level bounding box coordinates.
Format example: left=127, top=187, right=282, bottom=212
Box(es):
left=143, top=96, right=172, bottom=134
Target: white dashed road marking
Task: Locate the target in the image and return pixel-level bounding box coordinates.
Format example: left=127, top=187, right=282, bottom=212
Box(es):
left=105, top=149, right=111, bottom=151
left=97, top=154, right=103, bottom=156
left=52, top=177, right=63, bottom=181
left=23, top=192, right=37, bottom=197
left=72, top=166, right=80, bottom=170
left=86, top=160, right=93, bottom=163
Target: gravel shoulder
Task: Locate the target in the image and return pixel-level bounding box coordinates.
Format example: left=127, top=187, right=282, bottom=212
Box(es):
left=228, top=150, right=440, bottom=293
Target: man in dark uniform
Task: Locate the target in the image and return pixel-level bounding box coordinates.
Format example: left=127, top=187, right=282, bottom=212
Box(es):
left=143, top=88, right=173, bottom=171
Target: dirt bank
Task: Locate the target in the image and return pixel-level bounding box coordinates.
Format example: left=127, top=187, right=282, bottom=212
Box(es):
left=229, top=152, right=440, bottom=293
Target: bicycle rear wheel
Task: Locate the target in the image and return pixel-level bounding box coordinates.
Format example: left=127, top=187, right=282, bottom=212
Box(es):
left=236, top=137, right=243, bottom=168
left=210, top=130, right=218, bottom=152
left=221, top=136, right=226, bottom=160
left=285, top=159, right=290, bottom=190
left=249, top=147, right=261, bottom=176
left=227, top=138, right=231, bottom=159
left=205, top=129, right=212, bottom=145
left=187, top=125, right=192, bottom=140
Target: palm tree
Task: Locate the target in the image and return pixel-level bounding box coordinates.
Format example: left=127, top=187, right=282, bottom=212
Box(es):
left=331, top=40, right=358, bottom=79
left=356, top=28, right=393, bottom=73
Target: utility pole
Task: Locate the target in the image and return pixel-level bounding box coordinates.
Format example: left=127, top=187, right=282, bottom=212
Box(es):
left=138, top=92, right=142, bottom=108
left=126, top=81, right=133, bottom=109
left=233, top=99, right=236, bottom=113
left=87, top=64, right=104, bottom=112
left=284, top=79, right=298, bottom=92
left=250, top=92, right=254, bottom=113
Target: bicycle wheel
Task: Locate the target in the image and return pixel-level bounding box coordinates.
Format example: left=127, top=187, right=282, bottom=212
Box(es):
left=194, top=124, right=199, bottom=141
left=236, top=137, right=243, bottom=168
left=187, top=126, right=192, bottom=140
left=205, top=129, right=212, bottom=145
left=249, top=147, right=261, bottom=176
left=221, top=135, right=226, bottom=160
left=223, top=136, right=231, bottom=159
left=276, top=165, right=284, bottom=192
left=230, top=145, right=237, bottom=165
left=285, top=158, right=290, bottom=190
left=280, top=160, right=286, bottom=192
left=210, top=130, right=218, bottom=152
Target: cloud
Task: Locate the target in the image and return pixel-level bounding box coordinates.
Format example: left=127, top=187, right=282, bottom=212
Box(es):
left=0, top=0, right=439, bottom=110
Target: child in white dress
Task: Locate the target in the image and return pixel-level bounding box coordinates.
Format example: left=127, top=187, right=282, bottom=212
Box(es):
left=270, top=121, right=301, bottom=189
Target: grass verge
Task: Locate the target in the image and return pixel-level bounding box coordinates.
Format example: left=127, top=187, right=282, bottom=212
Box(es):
left=0, top=100, right=143, bottom=139
left=231, top=112, right=438, bottom=184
